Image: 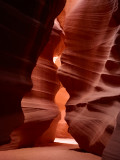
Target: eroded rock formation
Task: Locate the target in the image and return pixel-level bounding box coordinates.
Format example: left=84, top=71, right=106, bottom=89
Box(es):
left=102, top=4, right=120, bottom=159
left=19, top=57, right=60, bottom=148
left=0, top=20, right=65, bottom=150
left=19, top=21, right=64, bottom=147
left=1, top=0, right=120, bottom=158
left=0, top=0, right=66, bottom=146
left=58, top=0, right=120, bottom=156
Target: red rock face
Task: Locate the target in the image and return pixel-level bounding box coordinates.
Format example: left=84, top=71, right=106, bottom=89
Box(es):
left=0, top=21, right=65, bottom=149
left=18, top=56, right=61, bottom=148
left=1, top=0, right=120, bottom=158
left=0, top=0, right=66, bottom=146
left=58, top=0, right=120, bottom=156
left=102, top=3, right=120, bottom=159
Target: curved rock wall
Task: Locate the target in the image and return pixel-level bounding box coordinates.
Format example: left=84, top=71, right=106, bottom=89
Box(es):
left=58, top=0, right=120, bottom=155
left=6, top=20, right=65, bottom=149
left=1, top=0, right=120, bottom=158
left=0, top=0, right=66, bottom=146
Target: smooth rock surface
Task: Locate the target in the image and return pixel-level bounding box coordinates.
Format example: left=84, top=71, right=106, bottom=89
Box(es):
left=0, top=0, right=66, bottom=145
left=2, top=20, right=65, bottom=149
left=58, top=0, right=120, bottom=156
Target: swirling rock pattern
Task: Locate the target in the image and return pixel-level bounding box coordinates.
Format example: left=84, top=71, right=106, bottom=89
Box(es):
left=58, top=0, right=120, bottom=156
left=0, top=0, right=66, bottom=146
left=102, top=3, right=120, bottom=159
left=20, top=57, right=61, bottom=148
left=0, top=21, right=65, bottom=150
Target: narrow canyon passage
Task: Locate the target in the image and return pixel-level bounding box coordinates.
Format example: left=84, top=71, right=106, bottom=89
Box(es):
left=0, top=0, right=120, bottom=160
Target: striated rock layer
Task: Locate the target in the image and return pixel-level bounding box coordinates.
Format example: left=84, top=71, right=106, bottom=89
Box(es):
left=58, top=0, right=120, bottom=156
left=0, top=0, right=66, bottom=146
left=0, top=20, right=65, bottom=150
left=102, top=3, right=120, bottom=159
left=20, top=57, right=60, bottom=148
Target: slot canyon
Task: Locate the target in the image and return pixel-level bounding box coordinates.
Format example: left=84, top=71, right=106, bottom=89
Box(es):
left=0, top=0, right=120, bottom=160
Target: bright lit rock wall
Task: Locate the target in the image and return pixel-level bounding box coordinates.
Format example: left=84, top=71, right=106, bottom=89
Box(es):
left=58, top=0, right=120, bottom=156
